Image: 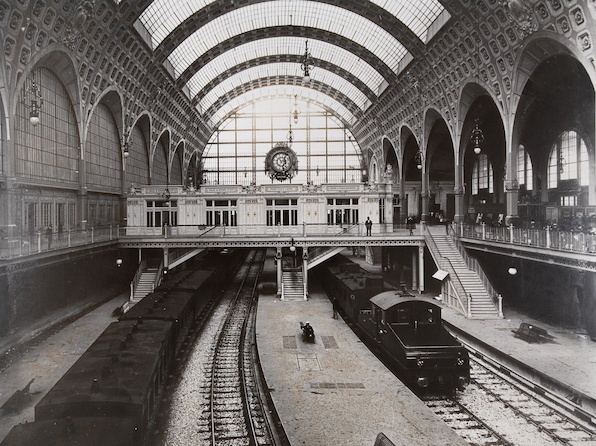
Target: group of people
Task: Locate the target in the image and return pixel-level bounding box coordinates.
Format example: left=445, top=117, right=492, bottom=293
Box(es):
left=364, top=217, right=419, bottom=236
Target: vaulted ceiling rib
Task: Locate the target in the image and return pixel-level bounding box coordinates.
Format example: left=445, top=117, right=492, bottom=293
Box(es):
left=129, top=0, right=449, bottom=127
left=186, top=37, right=383, bottom=100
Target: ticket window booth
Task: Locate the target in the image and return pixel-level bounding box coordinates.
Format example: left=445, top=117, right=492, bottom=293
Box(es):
left=146, top=200, right=178, bottom=233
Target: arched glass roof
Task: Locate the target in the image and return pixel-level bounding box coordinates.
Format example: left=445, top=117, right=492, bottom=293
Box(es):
left=139, top=0, right=446, bottom=47
left=167, top=2, right=407, bottom=78
left=199, top=63, right=370, bottom=114
left=132, top=0, right=449, bottom=128
left=210, top=85, right=355, bottom=128
left=186, top=37, right=384, bottom=99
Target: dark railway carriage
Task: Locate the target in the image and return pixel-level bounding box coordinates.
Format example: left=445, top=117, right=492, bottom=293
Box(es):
left=359, top=291, right=470, bottom=391
left=1, top=417, right=138, bottom=446
left=34, top=319, right=173, bottom=444
left=1, top=255, right=243, bottom=446
left=319, top=260, right=386, bottom=321
left=121, top=269, right=218, bottom=355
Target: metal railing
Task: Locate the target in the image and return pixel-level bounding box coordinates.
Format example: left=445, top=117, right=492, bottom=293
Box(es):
left=129, top=259, right=148, bottom=301
left=122, top=222, right=419, bottom=239
left=0, top=225, right=120, bottom=260
left=450, top=230, right=499, bottom=306
left=424, top=229, right=469, bottom=316
left=458, top=223, right=596, bottom=254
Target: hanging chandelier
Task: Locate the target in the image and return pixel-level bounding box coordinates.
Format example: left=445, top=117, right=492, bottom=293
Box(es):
left=293, top=95, right=300, bottom=124
left=24, top=71, right=44, bottom=126
left=300, top=40, right=314, bottom=81
left=470, top=118, right=484, bottom=155
left=415, top=150, right=424, bottom=170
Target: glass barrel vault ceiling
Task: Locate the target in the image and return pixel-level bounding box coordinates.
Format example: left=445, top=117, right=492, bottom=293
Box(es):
left=187, top=37, right=383, bottom=105
left=199, top=63, right=370, bottom=115
left=134, top=0, right=449, bottom=127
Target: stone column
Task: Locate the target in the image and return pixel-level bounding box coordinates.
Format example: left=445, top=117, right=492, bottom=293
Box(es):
left=418, top=245, right=425, bottom=293
left=412, top=249, right=418, bottom=291
left=302, top=247, right=308, bottom=300
left=276, top=247, right=282, bottom=298
left=453, top=185, right=466, bottom=224
left=1, top=114, right=18, bottom=237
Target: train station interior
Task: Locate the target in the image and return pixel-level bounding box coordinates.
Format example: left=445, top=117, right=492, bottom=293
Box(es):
left=1, top=1, right=596, bottom=443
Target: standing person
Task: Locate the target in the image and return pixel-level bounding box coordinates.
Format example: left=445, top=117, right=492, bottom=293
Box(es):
left=331, top=295, right=337, bottom=319
left=407, top=217, right=414, bottom=235
left=365, top=217, right=372, bottom=236
left=46, top=225, right=52, bottom=249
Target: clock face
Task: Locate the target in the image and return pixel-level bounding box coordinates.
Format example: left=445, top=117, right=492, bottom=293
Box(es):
left=272, top=152, right=291, bottom=172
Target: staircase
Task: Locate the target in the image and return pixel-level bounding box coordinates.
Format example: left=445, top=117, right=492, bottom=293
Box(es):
left=307, top=246, right=346, bottom=269
left=282, top=270, right=305, bottom=300
left=132, top=267, right=159, bottom=302
left=426, top=226, right=502, bottom=319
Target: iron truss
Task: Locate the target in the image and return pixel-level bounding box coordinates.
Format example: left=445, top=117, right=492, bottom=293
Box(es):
left=118, top=235, right=425, bottom=250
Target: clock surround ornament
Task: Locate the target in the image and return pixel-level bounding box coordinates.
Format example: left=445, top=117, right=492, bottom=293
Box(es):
left=265, top=142, right=298, bottom=182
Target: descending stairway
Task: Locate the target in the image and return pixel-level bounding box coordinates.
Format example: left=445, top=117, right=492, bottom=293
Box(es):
left=307, top=246, right=346, bottom=269
left=426, top=226, right=501, bottom=319
left=282, top=270, right=305, bottom=300
left=132, top=267, right=159, bottom=302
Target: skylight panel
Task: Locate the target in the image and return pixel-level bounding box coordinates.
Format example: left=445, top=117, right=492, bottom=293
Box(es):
left=138, top=0, right=447, bottom=49
left=209, top=85, right=355, bottom=128
left=167, top=2, right=408, bottom=79
left=185, top=37, right=384, bottom=99
left=369, top=0, right=446, bottom=42
left=199, top=63, right=369, bottom=113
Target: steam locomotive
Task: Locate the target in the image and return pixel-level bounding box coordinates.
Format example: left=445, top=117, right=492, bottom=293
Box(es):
left=317, top=256, right=470, bottom=393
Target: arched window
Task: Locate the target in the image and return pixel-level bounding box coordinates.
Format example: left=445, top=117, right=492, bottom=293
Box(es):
left=202, top=98, right=362, bottom=186
left=548, top=130, right=589, bottom=190
left=471, top=154, right=493, bottom=196
left=517, top=144, right=533, bottom=191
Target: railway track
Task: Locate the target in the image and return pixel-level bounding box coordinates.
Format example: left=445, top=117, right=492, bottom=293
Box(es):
left=154, top=249, right=283, bottom=446
left=424, top=349, right=596, bottom=445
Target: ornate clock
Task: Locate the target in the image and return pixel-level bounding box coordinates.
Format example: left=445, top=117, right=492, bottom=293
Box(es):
left=265, top=142, right=298, bottom=182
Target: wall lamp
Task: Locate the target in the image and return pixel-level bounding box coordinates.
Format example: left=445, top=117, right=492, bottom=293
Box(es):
left=289, top=237, right=296, bottom=252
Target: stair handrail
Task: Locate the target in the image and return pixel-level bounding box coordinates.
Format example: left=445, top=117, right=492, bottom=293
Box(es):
left=307, top=245, right=340, bottom=262
left=424, top=230, right=469, bottom=316
left=154, top=259, right=164, bottom=291
left=335, top=223, right=359, bottom=236
left=130, top=259, right=148, bottom=300
left=441, top=256, right=470, bottom=316
left=451, top=232, right=499, bottom=305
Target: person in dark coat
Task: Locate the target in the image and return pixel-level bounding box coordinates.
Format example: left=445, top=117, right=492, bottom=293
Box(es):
left=365, top=217, right=372, bottom=236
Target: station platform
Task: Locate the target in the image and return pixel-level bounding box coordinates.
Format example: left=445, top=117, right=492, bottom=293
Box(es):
left=256, top=282, right=466, bottom=446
